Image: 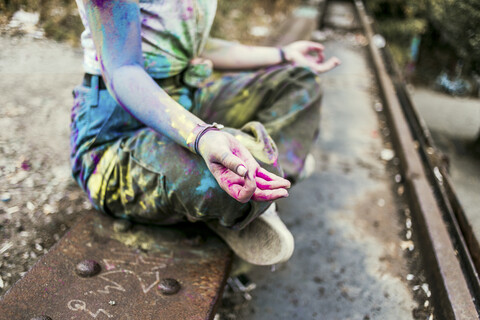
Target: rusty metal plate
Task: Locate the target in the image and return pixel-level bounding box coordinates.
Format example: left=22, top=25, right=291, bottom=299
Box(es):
left=0, top=212, right=232, bottom=320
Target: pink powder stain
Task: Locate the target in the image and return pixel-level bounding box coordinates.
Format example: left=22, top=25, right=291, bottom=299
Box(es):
left=255, top=180, right=271, bottom=189
left=256, top=169, right=272, bottom=181
left=20, top=160, right=31, bottom=171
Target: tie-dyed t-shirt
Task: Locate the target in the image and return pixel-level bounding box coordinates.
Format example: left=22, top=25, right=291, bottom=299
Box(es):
left=75, top=0, right=217, bottom=78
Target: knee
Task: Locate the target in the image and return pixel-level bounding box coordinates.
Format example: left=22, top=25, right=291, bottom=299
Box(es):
left=271, top=65, right=322, bottom=103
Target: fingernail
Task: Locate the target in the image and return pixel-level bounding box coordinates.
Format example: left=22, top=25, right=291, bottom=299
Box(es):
left=237, top=165, right=247, bottom=177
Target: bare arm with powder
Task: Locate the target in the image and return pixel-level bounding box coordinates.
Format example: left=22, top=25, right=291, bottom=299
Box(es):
left=202, top=38, right=341, bottom=73
left=83, top=0, right=291, bottom=203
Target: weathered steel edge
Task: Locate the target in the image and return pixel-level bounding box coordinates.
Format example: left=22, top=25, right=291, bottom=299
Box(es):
left=378, top=23, right=480, bottom=297
left=353, top=0, right=479, bottom=319
left=392, top=72, right=480, bottom=299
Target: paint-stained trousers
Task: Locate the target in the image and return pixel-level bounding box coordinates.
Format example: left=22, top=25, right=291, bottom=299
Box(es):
left=70, top=65, right=322, bottom=230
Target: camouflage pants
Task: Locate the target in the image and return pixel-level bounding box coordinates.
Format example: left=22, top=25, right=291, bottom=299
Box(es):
left=70, top=65, right=322, bottom=229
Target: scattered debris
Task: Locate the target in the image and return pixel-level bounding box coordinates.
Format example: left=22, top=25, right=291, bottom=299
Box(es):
left=7, top=10, right=44, bottom=39
left=421, top=283, right=431, bottom=297
left=377, top=198, right=385, bottom=207
left=434, top=71, right=471, bottom=97
left=6, top=206, right=20, bottom=214
left=0, top=243, right=13, bottom=255
left=20, top=159, right=32, bottom=171
left=406, top=274, right=414, bottom=281
left=374, top=102, right=383, bottom=112
left=26, top=202, right=35, bottom=211
left=433, top=167, right=443, bottom=184
left=406, top=218, right=412, bottom=229
left=227, top=274, right=257, bottom=301
left=249, top=26, right=270, bottom=37
left=400, top=240, right=415, bottom=251
left=311, top=30, right=328, bottom=42
left=372, top=34, right=386, bottom=48
left=109, top=300, right=116, bottom=306
left=1, top=193, right=11, bottom=202
left=406, top=230, right=412, bottom=240
left=380, top=149, right=395, bottom=161
left=43, top=204, right=56, bottom=215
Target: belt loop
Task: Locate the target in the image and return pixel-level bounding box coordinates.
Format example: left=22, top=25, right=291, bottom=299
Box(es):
left=90, top=75, right=100, bottom=108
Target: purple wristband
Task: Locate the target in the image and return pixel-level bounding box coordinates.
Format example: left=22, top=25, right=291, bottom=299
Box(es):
left=278, top=47, right=288, bottom=64
left=193, top=122, right=225, bottom=155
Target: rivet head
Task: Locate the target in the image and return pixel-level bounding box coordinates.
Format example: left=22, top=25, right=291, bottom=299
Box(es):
left=113, top=219, right=132, bottom=233
left=76, top=260, right=101, bottom=277
left=31, top=316, right=52, bottom=320
left=158, top=278, right=181, bottom=295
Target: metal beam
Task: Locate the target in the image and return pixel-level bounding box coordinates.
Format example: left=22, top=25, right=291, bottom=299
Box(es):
left=0, top=212, right=232, bottom=319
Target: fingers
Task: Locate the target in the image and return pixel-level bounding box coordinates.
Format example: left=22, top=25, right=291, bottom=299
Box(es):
left=256, top=168, right=291, bottom=190
left=304, top=41, right=324, bottom=52
left=314, top=57, right=341, bottom=73
left=230, top=171, right=257, bottom=203
left=210, top=162, right=256, bottom=203
left=252, top=188, right=289, bottom=202
left=220, top=152, right=248, bottom=177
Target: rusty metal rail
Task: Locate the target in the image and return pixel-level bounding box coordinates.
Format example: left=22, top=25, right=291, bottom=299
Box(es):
left=0, top=212, right=232, bottom=319
left=381, top=30, right=480, bottom=301
left=353, top=0, right=479, bottom=318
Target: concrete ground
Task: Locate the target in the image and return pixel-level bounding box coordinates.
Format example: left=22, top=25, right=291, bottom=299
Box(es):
left=410, top=87, right=480, bottom=248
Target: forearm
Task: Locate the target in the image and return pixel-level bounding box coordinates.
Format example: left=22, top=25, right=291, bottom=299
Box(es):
left=109, top=64, right=204, bottom=150
left=202, top=38, right=283, bottom=70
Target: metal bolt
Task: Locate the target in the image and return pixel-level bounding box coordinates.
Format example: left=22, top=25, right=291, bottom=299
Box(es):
left=76, top=260, right=101, bottom=277
left=113, top=219, right=132, bottom=233
left=31, top=316, right=52, bottom=320
left=158, top=278, right=181, bottom=295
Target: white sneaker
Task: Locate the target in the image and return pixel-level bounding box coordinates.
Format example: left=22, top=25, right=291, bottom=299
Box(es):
left=298, top=153, right=316, bottom=181
left=208, top=203, right=294, bottom=266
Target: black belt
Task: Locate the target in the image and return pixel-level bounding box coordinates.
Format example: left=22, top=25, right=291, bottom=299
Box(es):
left=83, top=73, right=185, bottom=90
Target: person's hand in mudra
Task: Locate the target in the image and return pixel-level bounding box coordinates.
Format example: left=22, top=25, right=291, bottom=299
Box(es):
left=197, top=130, right=291, bottom=203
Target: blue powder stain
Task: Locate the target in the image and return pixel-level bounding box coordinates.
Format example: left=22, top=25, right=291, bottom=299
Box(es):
left=291, top=103, right=302, bottom=112
left=144, top=53, right=172, bottom=77
left=178, top=94, right=192, bottom=109
left=196, top=174, right=217, bottom=194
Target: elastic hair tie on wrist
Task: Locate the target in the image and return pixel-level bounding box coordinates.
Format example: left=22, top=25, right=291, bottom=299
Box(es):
left=278, top=47, right=288, bottom=64
left=193, top=122, right=225, bottom=155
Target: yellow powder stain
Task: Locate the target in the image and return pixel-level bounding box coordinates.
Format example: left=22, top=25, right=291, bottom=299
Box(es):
left=87, top=148, right=118, bottom=208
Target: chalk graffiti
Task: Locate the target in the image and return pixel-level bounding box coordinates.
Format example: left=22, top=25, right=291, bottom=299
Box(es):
left=68, top=299, right=113, bottom=318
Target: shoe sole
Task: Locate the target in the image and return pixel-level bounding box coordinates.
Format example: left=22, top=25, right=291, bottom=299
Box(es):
left=208, top=212, right=294, bottom=266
